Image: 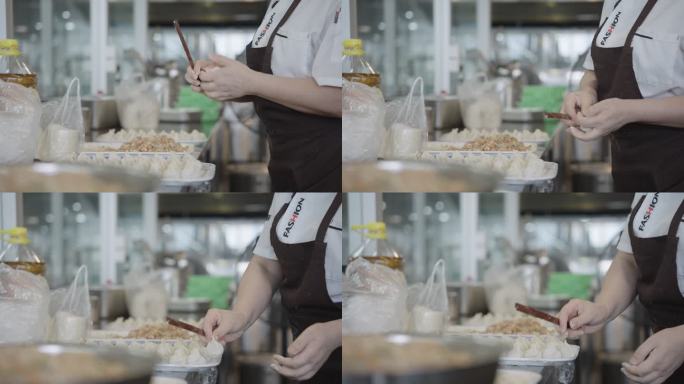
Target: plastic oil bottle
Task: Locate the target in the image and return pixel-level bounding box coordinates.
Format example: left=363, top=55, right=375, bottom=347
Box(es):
left=0, top=39, right=38, bottom=89
left=350, top=222, right=403, bottom=270
left=0, top=227, right=46, bottom=276
left=342, top=39, right=381, bottom=88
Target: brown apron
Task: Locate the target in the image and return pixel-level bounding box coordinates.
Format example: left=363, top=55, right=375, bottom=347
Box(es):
left=246, top=0, right=341, bottom=192
left=270, top=193, right=342, bottom=383
left=591, top=0, right=684, bottom=192
left=628, top=194, right=684, bottom=383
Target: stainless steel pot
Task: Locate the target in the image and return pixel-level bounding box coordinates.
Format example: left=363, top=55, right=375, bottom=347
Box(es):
left=342, top=161, right=500, bottom=192
left=0, top=343, right=157, bottom=384
left=446, top=283, right=488, bottom=319
left=0, top=163, right=160, bottom=192
left=343, top=334, right=505, bottom=384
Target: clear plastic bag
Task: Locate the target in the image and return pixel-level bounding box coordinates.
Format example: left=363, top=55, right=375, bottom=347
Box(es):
left=458, top=79, right=503, bottom=131
left=49, top=265, right=91, bottom=342
left=342, top=80, right=386, bottom=162
left=115, top=77, right=161, bottom=131
left=37, top=77, right=84, bottom=161
left=342, top=257, right=408, bottom=335
left=484, top=264, right=528, bottom=316
left=0, top=80, right=42, bottom=165
left=407, top=259, right=448, bottom=334
left=124, top=269, right=168, bottom=320
left=383, top=77, right=427, bottom=159
left=0, top=264, right=50, bottom=342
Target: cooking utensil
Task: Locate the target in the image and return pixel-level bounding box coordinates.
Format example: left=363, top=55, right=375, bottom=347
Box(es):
left=166, top=316, right=205, bottom=337
left=343, top=334, right=505, bottom=384
left=514, top=302, right=561, bottom=326
left=342, top=160, right=501, bottom=192
left=0, top=163, right=160, bottom=192
left=424, top=95, right=462, bottom=130
left=81, top=96, right=120, bottom=130
left=0, top=343, right=157, bottom=384
left=173, top=20, right=195, bottom=68
left=544, top=112, right=571, bottom=120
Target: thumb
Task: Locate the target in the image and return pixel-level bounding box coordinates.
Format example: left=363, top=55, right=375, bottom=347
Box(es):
left=630, top=337, right=656, bottom=365
left=569, top=307, right=599, bottom=330
left=209, top=54, right=232, bottom=67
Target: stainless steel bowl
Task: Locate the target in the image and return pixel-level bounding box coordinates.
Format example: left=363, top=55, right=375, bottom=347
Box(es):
left=0, top=163, right=160, bottom=192
left=343, top=160, right=500, bottom=192
left=343, top=334, right=506, bottom=384
left=0, top=343, right=157, bottom=384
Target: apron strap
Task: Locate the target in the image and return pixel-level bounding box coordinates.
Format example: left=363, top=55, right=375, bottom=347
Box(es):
left=666, top=199, right=684, bottom=239
left=315, top=193, right=342, bottom=244
left=270, top=198, right=290, bottom=247
left=265, top=0, right=302, bottom=49
left=628, top=194, right=647, bottom=240
left=624, top=0, right=658, bottom=48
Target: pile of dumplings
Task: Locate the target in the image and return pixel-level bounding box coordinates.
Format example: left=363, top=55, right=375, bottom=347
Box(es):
left=503, top=336, right=577, bottom=360
left=88, top=338, right=224, bottom=366
left=97, top=129, right=207, bottom=143
left=424, top=152, right=548, bottom=179
left=440, top=129, right=550, bottom=143
left=74, top=153, right=207, bottom=181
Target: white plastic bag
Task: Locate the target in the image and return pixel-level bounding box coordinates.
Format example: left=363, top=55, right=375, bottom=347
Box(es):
left=115, top=77, right=161, bottom=131
left=458, top=79, right=503, bottom=131
left=37, top=78, right=84, bottom=161
left=49, top=265, right=91, bottom=343
left=342, top=80, right=386, bottom=162
left=407, top=259, right=448, bottom=334
left=384, top=77, right=427, bottom=159
left=0, top=264, right=50, bottom=343
left=124, top=269, right=168, bottom=320
left=0, top=80, right=42, bottom=165
left=342, top=258, right=407, bottom=335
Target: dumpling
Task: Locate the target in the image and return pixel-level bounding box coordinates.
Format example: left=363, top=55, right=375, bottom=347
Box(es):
left=181, top=157, right=204, bottom=179
left=187, top=347, right=206, bottom=365
left=163, top=157, right=184, bottom=179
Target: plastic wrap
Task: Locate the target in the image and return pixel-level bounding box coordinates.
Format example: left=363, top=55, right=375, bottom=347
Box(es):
left=49, top=265, right=91, bottom=342
left=0, top=264, right=50, bottom=342
left=0, top=80, right=42, bottom=165
left=115, top=78, right=161, bottom=131
left=342, top=80, right=386, bottom=162
left=124, top=269, right=169, bottom=320
left=407, top=259, right=449, bottom=334
left=384, top=77, right=427, bottom=159
left=37, top=78, right=84, bottom=161
left=342, top=258, right=407, bottom=334
left=458, top=80, right=503, bottom=131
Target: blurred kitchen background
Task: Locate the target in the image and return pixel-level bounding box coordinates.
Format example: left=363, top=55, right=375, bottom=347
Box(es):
left=344, top=192, right=649, bottom=384
left=0, top=192, right=290, bottom=384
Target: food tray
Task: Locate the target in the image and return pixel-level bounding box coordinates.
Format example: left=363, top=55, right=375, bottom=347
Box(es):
left=82, top=142, right=195, bottom=153
left=155, top=362, right=219, bottom=371
left=499, top=345, right=579, bottom=366
left=496, top=369, right=543, bottom=384
left=424, top=142, right=538, bottom=154
left=87, top=338, right=221, bottom=370
left=76, top=153, right=216, bottom=185
left=94, top=135, right=207, bottom=147
left=501, top=162, right=558, bottom=184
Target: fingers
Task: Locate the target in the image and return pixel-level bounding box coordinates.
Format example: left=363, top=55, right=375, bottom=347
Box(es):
left=630, top=338, right=657, bottom=366
left=561, top=93, right=580, bottom=125
left=579, top=92, right=596, bottom=116
left=558, top=299, right=582, bottom=333
left=202, top=310, right=220, bottom=340
left=288, top=327, right=315, bottom=357
left=622, top=365, right=660, bottom=384
left=568, top=125, right=601, bottom=141
left=271, top=354, right=314, bottom=380
left=185, top=67, right=200, bottom=87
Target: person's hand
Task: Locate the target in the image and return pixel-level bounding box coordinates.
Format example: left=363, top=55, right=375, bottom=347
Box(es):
left=270, top=320, right=341, bottom=381
left=561, top=89, right=597, bottom=127
left=569, top=98, right=636, bottom=141
left=198, top=54, right=258, bottom=101
left=200, top=309, right=249, bottom=344
left=557, top=299, right=612, bottom=338
left=622, top=325, right=684, bottom=384
left=184, top=60, right=217, bottom=92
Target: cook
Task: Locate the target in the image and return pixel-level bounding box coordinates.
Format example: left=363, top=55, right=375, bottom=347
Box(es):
left=185, top=0, right=343, bottom=192
left=560, top=0, right=684, bottom=191
left=201, top=192, right=342, bottom=383
left=559, top=193, right=684, bottom=384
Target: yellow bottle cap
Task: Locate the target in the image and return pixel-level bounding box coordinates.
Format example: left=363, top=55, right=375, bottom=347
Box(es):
left=0, top=39, right=21, bottom=56
left=1, top=227, right=30, bottom=245
left=351, top=222, right=387, bottom=240
left=343, top=38, right=364, bottom=57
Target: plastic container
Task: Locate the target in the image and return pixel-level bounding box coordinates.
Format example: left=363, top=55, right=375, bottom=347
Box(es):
left=342, top=39, right=381, bottom=88
left=0, top=39, right=37, bottom=89
left=350, top=222, right=403, bottom=270
left=0, top=227, right=46, bottom=276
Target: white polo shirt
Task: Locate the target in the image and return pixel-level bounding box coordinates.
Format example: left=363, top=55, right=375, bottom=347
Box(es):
left=617, top=193, right=684, bottom=297
left=251, top=0, right=343, bottom=88
left=583, top=0, right=684, bottom=99
left=254, top=193, right=342, bottom=303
